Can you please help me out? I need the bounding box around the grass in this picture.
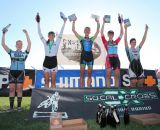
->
[0,97,160,130]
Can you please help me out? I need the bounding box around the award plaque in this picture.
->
[91,14,100,20]
[68,14,77,22]
[104,15,111,23]
[124,18,131,27]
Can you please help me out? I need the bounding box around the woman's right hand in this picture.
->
[36,13,40,23]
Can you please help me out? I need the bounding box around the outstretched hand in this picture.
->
[73,17,77,22]
[145,24,149,30]
[36,13,40,23]
[95,18,99,23]
[2,28,8,34]
[63,18,67,23]
[23,29,28,34]
[118,14,123,24]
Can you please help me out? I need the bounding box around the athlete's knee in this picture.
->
[44,77,49,83]
[107,71,111,78]
[10,87,15,93]
[130,80,137,87]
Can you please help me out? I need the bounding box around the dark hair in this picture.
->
[130,38,136,44]
[46,31,55,44]
[84,27,90,30]
[108,30,114,35]
[48,31,55,36]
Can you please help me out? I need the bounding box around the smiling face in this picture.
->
[84,27,91,37]
[130,38,136,48]
[48,31,55,41]
[16,40,23,51]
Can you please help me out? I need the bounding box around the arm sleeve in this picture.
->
[8,49,12,55]
[115,36,122,45]
[77,35,83,41]
[91,36,96,42]
[55,22,66,46]
[37,23,47,44]
[101,35,108,50]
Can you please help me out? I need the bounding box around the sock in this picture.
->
[17,97,22,108]
[9,97,15,109]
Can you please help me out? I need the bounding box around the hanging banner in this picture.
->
[35,69,158,88]
[28,87,160,120]
[57,35,106,65]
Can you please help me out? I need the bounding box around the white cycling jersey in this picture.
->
[37,22,65,57]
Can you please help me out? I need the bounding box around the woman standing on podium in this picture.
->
[36,13,67,88]
[101,15,124,88]
[1,26,31,112]
[72,16,100,88]
[124,24,149,87]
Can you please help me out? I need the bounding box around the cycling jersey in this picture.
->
[78,36,95,67]
[8,50,29,70]
[101,35,121,57]
[101,35,122,69]
[38,22,66,71]
[125,46,141,62]
[126,46,144,79]
[38,22,65,57]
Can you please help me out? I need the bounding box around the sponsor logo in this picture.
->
[84,89,159,106]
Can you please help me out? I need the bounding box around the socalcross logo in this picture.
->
[84,89,159,106]
[33,92,68,119]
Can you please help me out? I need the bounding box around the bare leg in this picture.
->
[137,78,144,87]
[130,79,137,87]
[114,69,120,87]
[51,71,57,88]
[106,69,112,88]
[87,67,93,88]
[80,66,85,88]
[44,72,50,88]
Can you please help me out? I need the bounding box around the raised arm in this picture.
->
[56,18,67,42]
[139,24,149,48]
[23,29,31,52]
[118,15,124,38]
[124,25,129,48]
[1,30,10,53]
[36,13,46,43]
[72,18,81,39]
[101,17,105,36]
[93,18,100,39]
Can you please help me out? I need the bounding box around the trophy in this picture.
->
[96,103,102,124]
[91,14,100,20]
[118,14,123,24]
[124,18,131,27]
[60,12,67,20]
[99,106,107,128]
[2,24,11,33]
[68,14,77,22]
[104,15,111,23]
[124,105,130,125]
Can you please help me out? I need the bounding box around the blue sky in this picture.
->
[0,0,160,70]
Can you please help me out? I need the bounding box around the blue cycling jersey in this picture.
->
[107,41,118,55]
[80,37,95,52]
[8,50,29,70]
